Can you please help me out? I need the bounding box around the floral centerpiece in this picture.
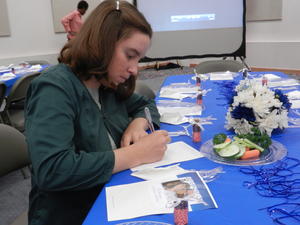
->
[225,79,291,136]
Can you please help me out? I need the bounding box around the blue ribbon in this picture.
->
[240,157,300,224]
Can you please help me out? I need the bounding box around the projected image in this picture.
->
[135,0,245,60]
[171,14,215,23]
[137,0,242,32]
[165,13,216,32]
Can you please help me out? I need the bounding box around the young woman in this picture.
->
[25,1,170,224]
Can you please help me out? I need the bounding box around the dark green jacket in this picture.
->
[25,64,160,225]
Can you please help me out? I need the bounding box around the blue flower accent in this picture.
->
[274,89,292,110]
[231,104,256,122]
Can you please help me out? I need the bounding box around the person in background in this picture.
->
[25,1,170,224]
[61,0,89,40]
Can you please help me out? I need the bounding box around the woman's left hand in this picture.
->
[121,118,149,147]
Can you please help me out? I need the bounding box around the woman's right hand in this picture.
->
[134,130,171,164]
[113,130,171,173]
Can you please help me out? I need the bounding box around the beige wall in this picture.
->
[0,0,299,70]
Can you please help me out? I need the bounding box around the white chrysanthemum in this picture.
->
[225,110,253,134]
[226,79,289,136]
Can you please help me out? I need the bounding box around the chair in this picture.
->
[0,124,30,225]
[0,82,7,123]
[0,124,30,177]
[194,59,245,74]
[10,210,28,225]
[135,80,156,99]
[1,72,40,132]
[25,60,50,65]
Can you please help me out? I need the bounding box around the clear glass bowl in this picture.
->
[199,139,287,166]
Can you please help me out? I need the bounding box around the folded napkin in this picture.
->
[263,74,282,80]
[291,100,300,109]
[159,90,194,100]
[210,71,234,80]
[160,112,189,125]
[160,84,198,94]
[0,73,16,81]
[287,90,300,100]
[157,100,203,116]
[268,79,300,88]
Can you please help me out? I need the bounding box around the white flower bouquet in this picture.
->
[225,79,291,136]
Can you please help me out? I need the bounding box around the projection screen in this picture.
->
[134,0,246,62]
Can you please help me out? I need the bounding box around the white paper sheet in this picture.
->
[106,179,171,221]
[131,141,204,171]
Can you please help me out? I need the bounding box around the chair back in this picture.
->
[25,60,49,65]
[6,72,40,106]
[0,82,7,122]
[0,82,7,107]
[0,124,30,177]
[135,80,156,99]
[195,60,245,74]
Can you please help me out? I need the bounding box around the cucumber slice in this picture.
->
[213,141,231,152]
[217,144,240,158]
[233,145,246,159]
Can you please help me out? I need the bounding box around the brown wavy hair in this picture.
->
[58,0,152,99]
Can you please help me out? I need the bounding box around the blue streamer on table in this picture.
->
[240,157,300,225]
[214,81,238,106]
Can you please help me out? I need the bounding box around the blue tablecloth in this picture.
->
[83,72,300,225]
[0,64,50,95]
